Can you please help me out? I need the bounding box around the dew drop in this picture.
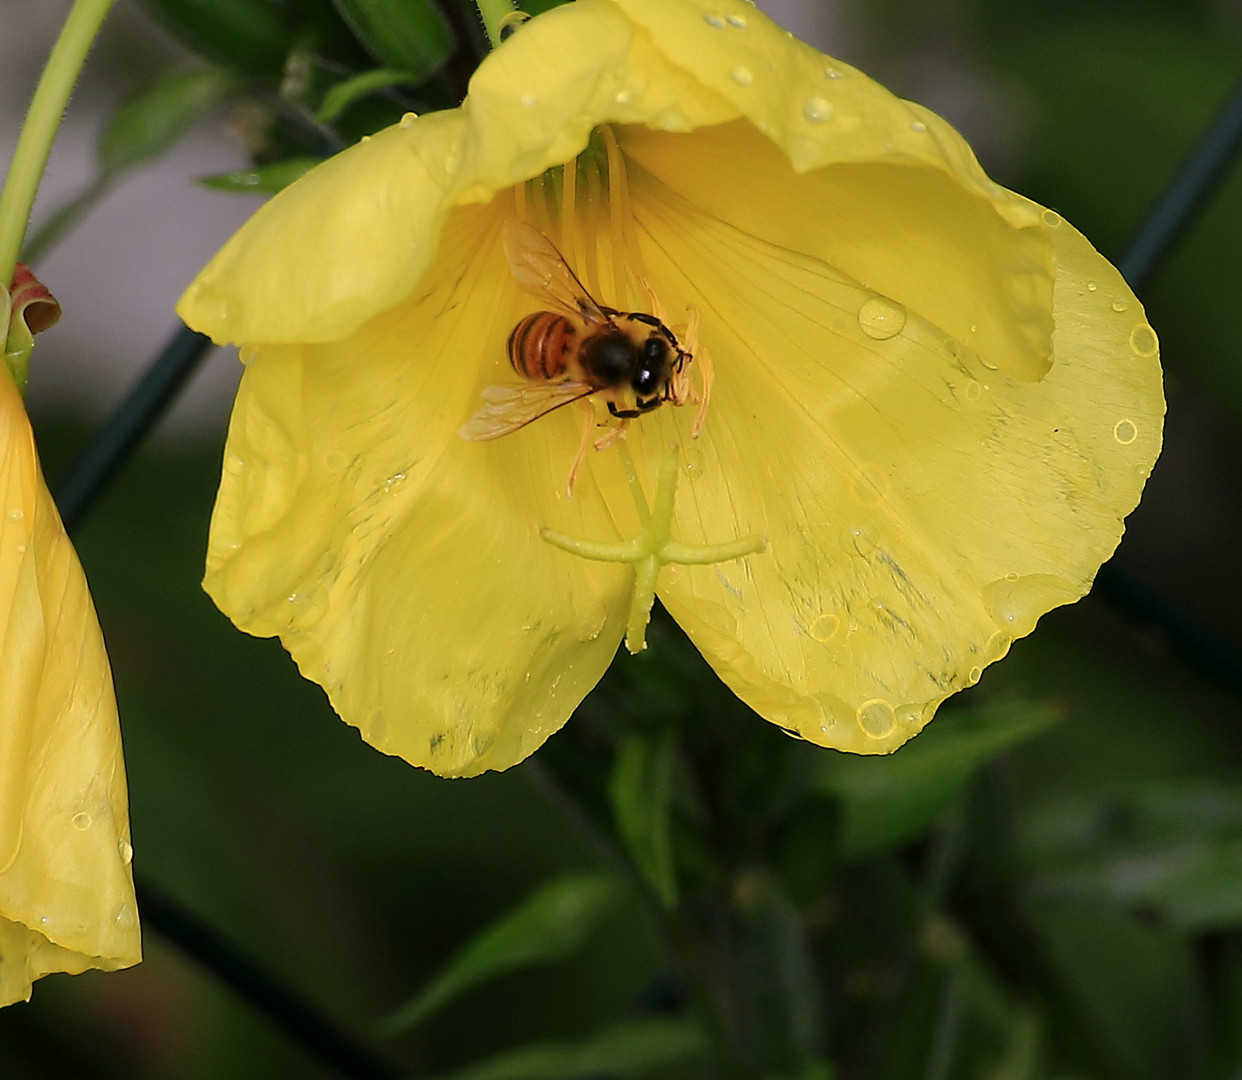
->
[968,665,983,684]
[703,12,725,26]
[399,111,418,129]
[857,296,906,340]
[824,66,843,79]
[325,449,348,473]
[72,811,91,830]
[113,903,136,931]
[857,699,896,739]
[519,93,537,107]
[1005,571,1019,582]
[366,707,389,746]
[1129,323,1158,357]
[848,525,877,557]
[614,88,634,105]
[802,96,833,123]
[940,338,961,361]
[729,65,754,87]
[224,454,245,475]
[910,120,927,133]
[1113,418,1138,445]
[6,507,23,522]
[1040,208,1062,228]
[1086,281,1098,292]
[726,12,747,26]
[964,380,982,402]
[1111,296,1129,313]
[118,839,133,865]
[15,543,25,554]
[809,613,840,642]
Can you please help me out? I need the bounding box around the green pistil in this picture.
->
[541,445,768,653]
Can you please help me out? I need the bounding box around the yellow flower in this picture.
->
[178,0,1163,777]
[0,268,140,1005]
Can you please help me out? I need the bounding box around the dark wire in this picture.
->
[50,330,410,1079]
[40,65,1242,1080]
[1095,76,1242,692]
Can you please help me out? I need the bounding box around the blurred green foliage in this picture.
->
[2,0,1242,1077]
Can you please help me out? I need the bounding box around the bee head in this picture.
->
[633,335,670,398]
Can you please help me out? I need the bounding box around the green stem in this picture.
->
[0,0,113,289]
[474,0,518,49]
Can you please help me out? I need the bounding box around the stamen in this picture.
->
[541,445,767,652]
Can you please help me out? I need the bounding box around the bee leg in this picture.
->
[682,304,713,438]
[638,277,671,326]
[565,399,597,496]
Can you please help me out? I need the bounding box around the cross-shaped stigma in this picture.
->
[541,443,768,652]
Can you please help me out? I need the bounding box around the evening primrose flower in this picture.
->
[0,268,140,1005]
[178,0,1163,777]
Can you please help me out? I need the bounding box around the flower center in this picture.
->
[540,442,767,653]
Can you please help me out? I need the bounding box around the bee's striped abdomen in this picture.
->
[508,312,574,381]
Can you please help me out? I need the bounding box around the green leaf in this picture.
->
[817,702,1058,859]
[197,157,323,194]
[610,730,678,906]
[380,872,618,1034]
[427,1016,707,1080]
[1025,781,1242,930]
[330,0,453,79]
[315,68,415,124]
[99,69,235,176]
[141,0,292,75]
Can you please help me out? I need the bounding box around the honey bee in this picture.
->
[459,222,708,452]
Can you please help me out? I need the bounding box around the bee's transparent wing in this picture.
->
[457,381,596,441]
[503,221,611,325]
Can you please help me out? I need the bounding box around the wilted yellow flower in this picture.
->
[178,0,1163,777]
[0,267,140,1005]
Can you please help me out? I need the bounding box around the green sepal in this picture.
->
[379,871,619,1034]
[329,0,453,78]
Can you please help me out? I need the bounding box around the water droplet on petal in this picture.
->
[824,66,843,79]
[858,296,906,340]
[118,839,133,864]
[857,699,896,739]
[803,96,833,122]
[940,338,961,361]
[968,665,983,684]
[325,450,348,472]
[703,12,725,26]
[848,525,877,556]
[224,454,245,476]
[910,120,927,133]
[1041,208,1062,227]
[367,707,389,746]
[730,65,754,86]
[809,613,841,642]
[1113,418,1138,445]
[519,93,537,107]
[399,111,418,129]
[614,88,634,105]
[1086,281,1098,292]
[113,903,136,931]
[1111,296,1130,313]
[72,812,91,830]
[726,12,747,26]
[1130,323,1158,357]
[7,508,23,522]
[964,381,982,401]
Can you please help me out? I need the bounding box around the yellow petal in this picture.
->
[178,0,735,350]
[0,367,139,1006]
[601,143,1161,755]
[204,203,631,776]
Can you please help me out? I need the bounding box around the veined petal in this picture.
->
[0,368,139,1005]
[204,203,631,776]
[604,153,1161,755]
